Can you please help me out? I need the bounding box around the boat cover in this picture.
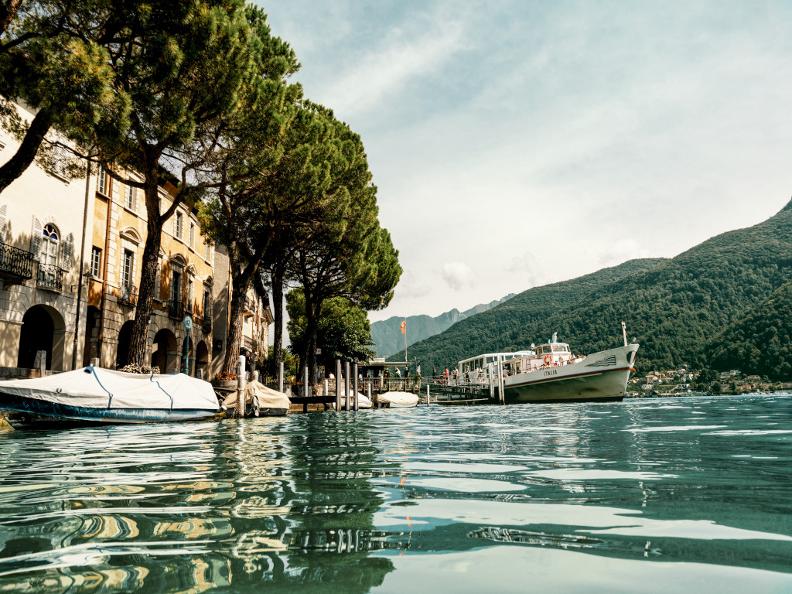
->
[222,381,290,412]
[377,391,419,408]
[0,367,220,411]
[337,391,373,409]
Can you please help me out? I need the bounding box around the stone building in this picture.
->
[85,166,217,376]
[0,102,91,375]
[0,100,272,379]
[210,245,272,379]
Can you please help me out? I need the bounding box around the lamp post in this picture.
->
[181,315,192,375]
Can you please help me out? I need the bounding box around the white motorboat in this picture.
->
[0,366,221,425]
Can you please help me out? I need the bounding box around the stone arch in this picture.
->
[151,328,178,374]
[17,304,66,371]
[115,320,134,368]
[195,340,209,379]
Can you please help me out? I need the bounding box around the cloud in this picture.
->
[441,261,474,291]
[317,14,467,116]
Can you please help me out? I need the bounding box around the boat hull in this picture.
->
[0,392,222,426]
[503,344,638,404]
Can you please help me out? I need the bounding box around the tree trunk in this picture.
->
[0,0,22,38]
[272,262,285,373]
[127,176,163,367]
[0,108,52,195]
[222,270,253,375]
[303,298,321,388]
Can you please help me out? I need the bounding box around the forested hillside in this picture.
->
[705,280,792,380]
[400,200,792,377]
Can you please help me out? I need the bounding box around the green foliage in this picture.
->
[705,280,792,380]
[400,201,792,379]
[287,289,374,365]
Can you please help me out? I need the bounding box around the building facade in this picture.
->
[0,100,272,379]
[0,102,91,375]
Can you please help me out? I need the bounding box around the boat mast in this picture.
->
[621,321,628,347]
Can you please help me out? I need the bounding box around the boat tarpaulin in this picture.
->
[0,367,220,411]
[222,381,290,412]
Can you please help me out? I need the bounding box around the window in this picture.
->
[187,275,194,311]
[90,247,101,278]
[121,248,134,289]
[125,185,136,211]
[97,166,108,195]
[189,222,195,248]
[204,242,210,261]
[40,224,59,266]
[175,212,183,239]
[171,268,182,303]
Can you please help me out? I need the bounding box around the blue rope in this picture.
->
[149,375,175,411]
[86,365,114,409]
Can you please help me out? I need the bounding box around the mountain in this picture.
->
[398,199,792,377]
[705,279,792,380]
[371,294,515,358]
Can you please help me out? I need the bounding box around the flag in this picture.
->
[400,320,406,335]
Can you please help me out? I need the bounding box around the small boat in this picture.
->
[375,391,419,408]
[222,381,290,417]
[0,366,222,426]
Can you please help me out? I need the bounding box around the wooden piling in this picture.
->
[237,355,246,418]
[335,359,342,411]
[344,361,350,411]
[353,363,359,411]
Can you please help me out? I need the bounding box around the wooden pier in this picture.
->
[424,382,500,406]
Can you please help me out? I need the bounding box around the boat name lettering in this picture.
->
[543,369,558,377]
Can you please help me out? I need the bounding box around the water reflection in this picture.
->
[0,395,790,592]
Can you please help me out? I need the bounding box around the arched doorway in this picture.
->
[18,305,65,370]
[82,306,101,365]
[151,328,177,374]
[115,320,134,368]
[195,340,209,379]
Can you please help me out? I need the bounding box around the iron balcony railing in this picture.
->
[168,298,185,320]
[0,241,34,280]
[119,285,138,307]
[36,263,65,292]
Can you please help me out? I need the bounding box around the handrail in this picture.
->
[0,241,34,279]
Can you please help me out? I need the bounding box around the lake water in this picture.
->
[1,393,792,593]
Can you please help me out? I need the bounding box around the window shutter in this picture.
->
[30,217,42,257]
[62,233,74,264]
[0,204,6,241]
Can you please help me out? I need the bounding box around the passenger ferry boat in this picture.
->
[452,327,639,403]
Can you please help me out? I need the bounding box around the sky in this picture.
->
[261,0,792,322]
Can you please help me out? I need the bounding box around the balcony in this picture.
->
[168,299,185,320]
[36,264,65,292]
[119,285,138,308]
[201,310,212,334]
[0,242,34,282]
